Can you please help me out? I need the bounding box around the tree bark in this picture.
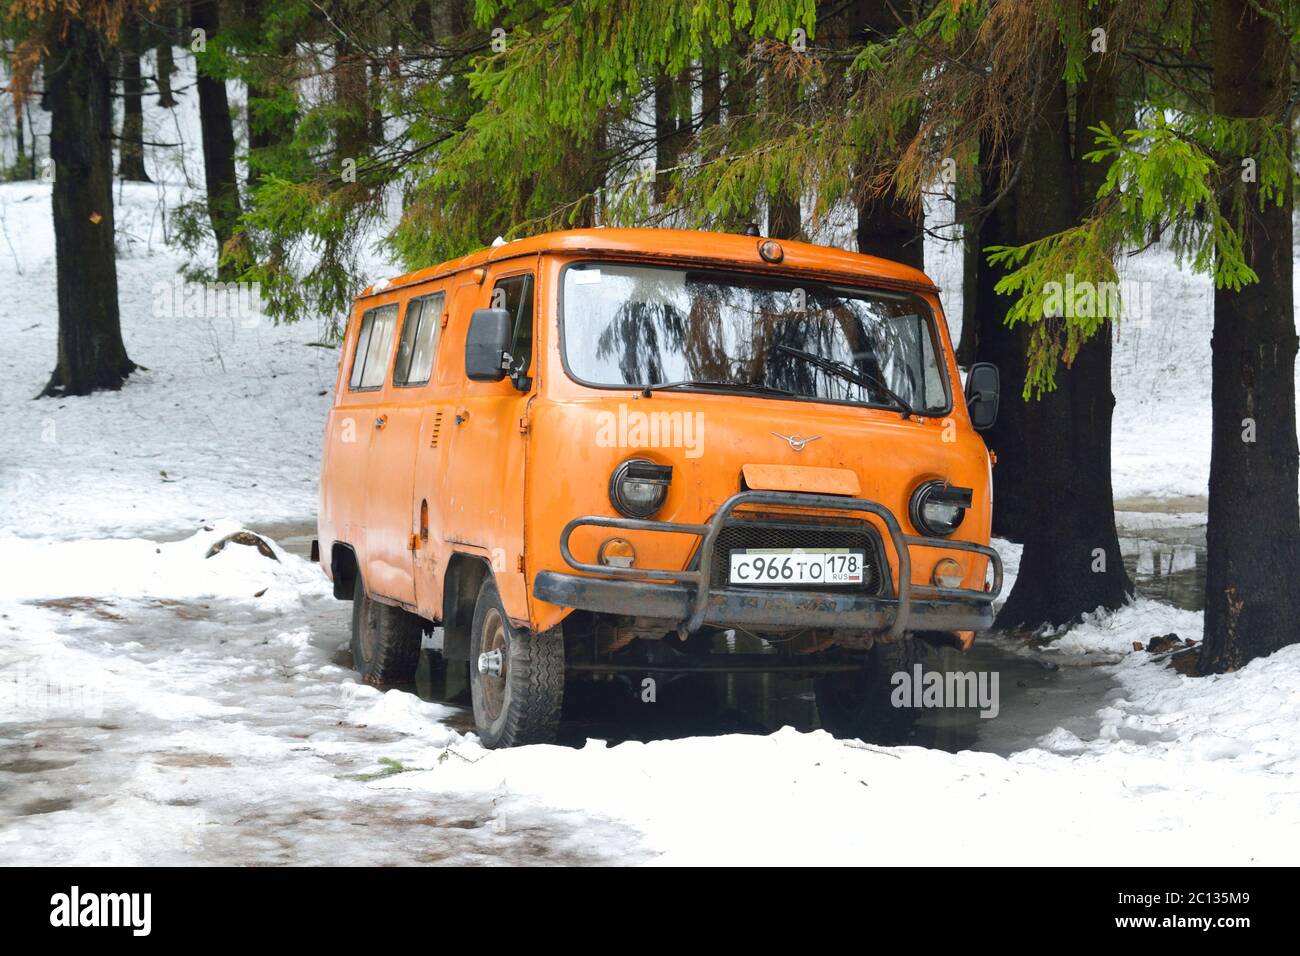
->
[14,100,31,180]
[765,66,801,239]
[23,99,38,179]
[989,67,1132,627]
[151,5,181,109]
[118,14,151,182]
[190,0,242,280]
[333,37,370,169]
[719,43,758,232]
[40,20,136,397]
[856,189,922,267]
[155,38,177,108]
[973,127,1032,542]
[653,70,690,205]
[1200,0,1300,671]
[955,178,980,365]
[243,0,296,190]
[851,1,923,267]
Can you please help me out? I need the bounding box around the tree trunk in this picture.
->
[244,1,296,190]
[190,0,242,280]
[990,68,1132,627]
[653,70,689,205]
[765,67,801,239]
[973,127,1032,542]
[155,38,177,108]
[368,58,385,146]
[245,73,275,188]
[955,180,980,365]
[152,6,180,109]
[40,20,136,397]
[118,14,151,182]
[1200,0,1300,671]
[850,1,922,267]
[14,100,30,180]
[333,37,370,169]
[856,190,922,267]
[700,50,722,134]
[24,100,38,179]
[719,44,758,232]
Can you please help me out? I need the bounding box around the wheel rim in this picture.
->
[480,608,508,722]
[359,593,378,661]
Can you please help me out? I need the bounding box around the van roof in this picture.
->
[357,228,937,300]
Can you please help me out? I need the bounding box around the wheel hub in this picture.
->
[477,649,503,676]
[478,608,508,721]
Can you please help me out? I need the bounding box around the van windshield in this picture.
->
[561,262,950,415]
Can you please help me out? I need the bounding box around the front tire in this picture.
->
[814,635,929,745]
[351,573,423,686]
[469,577,564,748]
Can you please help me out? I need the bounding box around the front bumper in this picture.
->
[533,490,1003,639]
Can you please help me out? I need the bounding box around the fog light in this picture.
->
[598,538,636,568]
[932,558,963,589]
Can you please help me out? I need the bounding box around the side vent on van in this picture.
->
[430,410,444,448]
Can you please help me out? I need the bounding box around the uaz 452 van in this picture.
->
[318,228,1002,747]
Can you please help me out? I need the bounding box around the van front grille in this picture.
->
[706,519,886,594]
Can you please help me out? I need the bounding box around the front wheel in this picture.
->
[468,577,564,748]
[813,635,930,745]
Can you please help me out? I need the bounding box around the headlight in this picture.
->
[609,459,672,518]
[909,480,971,537]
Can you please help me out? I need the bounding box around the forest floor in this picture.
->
[2,64,1300,863]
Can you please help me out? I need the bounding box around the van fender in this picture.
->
[440,554,492,661]
[330,543,359,601]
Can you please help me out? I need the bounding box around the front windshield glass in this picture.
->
[561,262,950,414]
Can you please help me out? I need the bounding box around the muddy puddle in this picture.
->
[1116,511,1206,611]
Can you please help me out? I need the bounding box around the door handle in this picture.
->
[374,415,387,430]
[454,408,469,426]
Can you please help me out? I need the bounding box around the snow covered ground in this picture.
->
[2,521,1297,864]
[2,53,1299,866]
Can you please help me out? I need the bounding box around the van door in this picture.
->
[396,289,452,620]
[360,298,419,606]
[439,265,536,615]
[321,301,389,573]
[327,301,400,580]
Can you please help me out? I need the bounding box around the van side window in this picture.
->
[393,292,445,387]
[490,274,535,379]
[348,303,399,390]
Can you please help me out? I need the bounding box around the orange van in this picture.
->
[317,228,1003,747]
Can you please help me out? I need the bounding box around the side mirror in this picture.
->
[465,308,512,382]
[965,362,1000,430]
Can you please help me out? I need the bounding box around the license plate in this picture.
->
[728,548,866,586]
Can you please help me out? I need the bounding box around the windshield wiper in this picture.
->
[639,379,798,398]
[775,344,914,419]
